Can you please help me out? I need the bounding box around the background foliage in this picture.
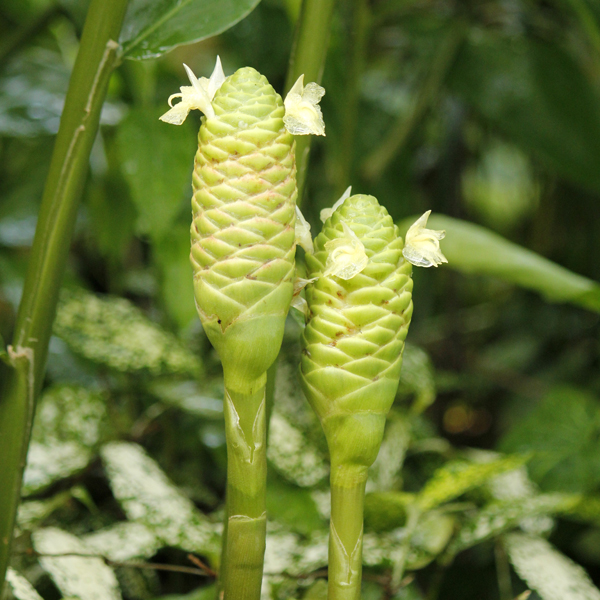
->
[2,0,600,599]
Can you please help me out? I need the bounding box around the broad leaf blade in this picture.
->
[101,442,220,557]
[54,288,201,377]
[418,454,526,511]
[398,215,600,313]
[120,0,262,60]
[506,533,600,600]
[32,528,121,600]
[450,493,579,554]
[500,386,600,493]
[6,569,44,600]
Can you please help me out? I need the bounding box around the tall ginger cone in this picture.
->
[161,59,325,600]
[300,193,446,600]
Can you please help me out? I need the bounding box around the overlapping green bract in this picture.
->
[301,194,413,467]
[190,67,297,387]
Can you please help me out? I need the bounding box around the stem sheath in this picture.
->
[328,463,368,600]
[219,380,268,600]
[0,0,128,592]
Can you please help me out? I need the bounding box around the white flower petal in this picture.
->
[402,210,448,268]
[320,186,352,223]
[283,74,326,136]
[159,101,192,125]
[208,56,226,98]
[160,57,226,124]
[295,207,314,254]
[324,222,368,280]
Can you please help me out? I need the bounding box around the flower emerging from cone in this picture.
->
[160,57,226,124]
[402,210,448,268]
[323,221,369,280]
[283,74,326,136]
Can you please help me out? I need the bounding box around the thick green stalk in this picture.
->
[328,461,368,600]
[285,0,337,201]
[220,379,267,600]
[0,0,128,592]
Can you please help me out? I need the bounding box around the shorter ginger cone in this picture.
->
[300,194,414,600]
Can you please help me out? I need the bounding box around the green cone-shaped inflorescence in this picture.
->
[190,67,297,391]
[300,193,414,600]
[302,193,413,467]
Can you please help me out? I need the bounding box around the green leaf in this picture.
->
[6,569,44,600]
[450,493,580,554]
[101,442,220,559]
[506,533,600,600]
[500,386,600,493]
[120,0,262,60]
[54,288,201,377]
[364,491,413,532]
[116,107,196,242]
[148,379,223,420]
[153,224,198,331]
[418,454,527,512]
[23,385,111,495]
[397,344,436,413]
[82,522,161,562]
[448,32,600,193]
[362,511,454,571]
[398,215,600,313]
[266,475,325,536]
[368,417,411,492]
[32,527,121,600]
[267,410,328,488]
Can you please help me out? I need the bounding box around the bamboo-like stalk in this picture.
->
[0,0,129,592]
[328,461,368,600]
[219,381,268,599]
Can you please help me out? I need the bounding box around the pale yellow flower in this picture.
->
[159,57,226,125]
[320,186,352,223]
[295,206,314,254]
[402,210,448,268]
[283,75,325,136]
[324,222,369,280]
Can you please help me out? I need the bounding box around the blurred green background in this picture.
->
[3,1,600,599]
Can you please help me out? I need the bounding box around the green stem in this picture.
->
[219,379,268,600]
[284,0,337,202]
[0,0,129,592]
[362,21,465,181]
[328,462,368,600]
